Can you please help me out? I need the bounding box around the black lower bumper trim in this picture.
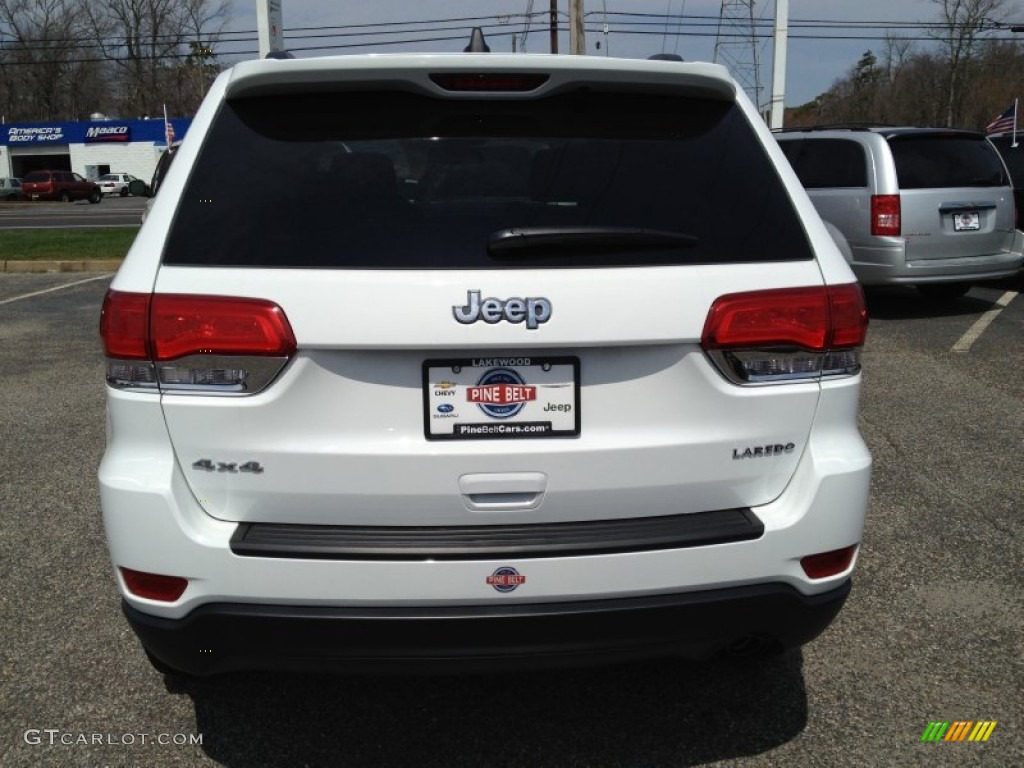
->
[230,508,763,560]
[125,580,850,676]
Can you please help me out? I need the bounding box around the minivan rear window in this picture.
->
[163,90,813,268]
[889,135,1008,189]
[777,138,868,188]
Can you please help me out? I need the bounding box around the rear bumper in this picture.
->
[126,580,850,675]
[851,240,1024,285]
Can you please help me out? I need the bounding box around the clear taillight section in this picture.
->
[100,290,296,394]
[870,194,901,236]
[701,284,867,385]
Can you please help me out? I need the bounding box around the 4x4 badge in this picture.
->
[453,290,552,330]
[191,459,264,474]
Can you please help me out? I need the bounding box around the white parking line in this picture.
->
[952,290,1018,352]
[0,274,112,306]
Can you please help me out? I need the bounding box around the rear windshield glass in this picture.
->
[164,90,813,268]
[777,138,868,188]
[23,172,50,182]
[889,135,1008,189]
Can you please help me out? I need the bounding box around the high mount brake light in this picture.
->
[100,290,296,394]
[871,194,901,236]
[429,73,549,92]
[701,284,867,385]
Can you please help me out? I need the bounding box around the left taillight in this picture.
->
[701,283,868,385]
[100,290,296,394]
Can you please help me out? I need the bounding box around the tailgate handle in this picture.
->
[938,202,997,213]
[459,472,547,511]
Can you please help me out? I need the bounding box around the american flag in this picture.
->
[986,101,1017,135]
[163,104,176,150]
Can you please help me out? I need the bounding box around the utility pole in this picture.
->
[569,0,585,54]
[550,0,559,54]
[769,0,789,129]
[256,0,285,59]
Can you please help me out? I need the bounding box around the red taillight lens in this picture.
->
[100,290,296,393]
[702,284,867,352]
[429,73,549,92]
[120,567,188,602]
[701,284,867,384]
[800,545,858,579]
[100,290,151,359]
[701,286,830,351]
[826,283,869,348]
[871,194,901,236]
[150,294,296,360]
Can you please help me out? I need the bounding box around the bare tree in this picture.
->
[83,0,229,117]
[0,0,107,121]
[929,0,1006,126]
[882,34,915,83]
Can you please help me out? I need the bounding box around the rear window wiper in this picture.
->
[487,226,698,256]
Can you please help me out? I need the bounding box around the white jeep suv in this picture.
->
[99,47,871,675]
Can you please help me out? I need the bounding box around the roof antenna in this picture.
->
[464,27,491,53]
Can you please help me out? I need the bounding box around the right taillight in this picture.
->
[871,194,901,236]
[100,290,296,394]
[701,283,867,385]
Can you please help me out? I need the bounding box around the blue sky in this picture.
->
[223,1,1023,107]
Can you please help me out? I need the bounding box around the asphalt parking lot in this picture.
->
[1,271,1021,767]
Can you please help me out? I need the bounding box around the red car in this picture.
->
[21,170,102,203]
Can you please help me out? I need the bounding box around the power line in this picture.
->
[1,13,1019,66]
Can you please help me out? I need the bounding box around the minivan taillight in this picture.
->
[100,290,296,394]
[871,194,901,236]
[701,284,867,385]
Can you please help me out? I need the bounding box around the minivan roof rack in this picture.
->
[783,123,897,132]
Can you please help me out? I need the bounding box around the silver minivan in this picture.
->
[776,127,1023,300]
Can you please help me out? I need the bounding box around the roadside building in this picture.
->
[0,116,190,182]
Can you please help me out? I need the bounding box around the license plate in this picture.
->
[423,356,580,440]
[953,211,980,231]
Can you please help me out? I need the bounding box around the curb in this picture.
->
[0,259,122,273]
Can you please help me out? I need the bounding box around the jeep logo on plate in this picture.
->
[453,290,552,330]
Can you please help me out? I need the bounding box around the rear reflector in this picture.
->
[429,73,549,92]
[871,194,901,236]
[701,284,867,384]
[120,567,188,602]
[100,291,296,394]
[800,545,858,579]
